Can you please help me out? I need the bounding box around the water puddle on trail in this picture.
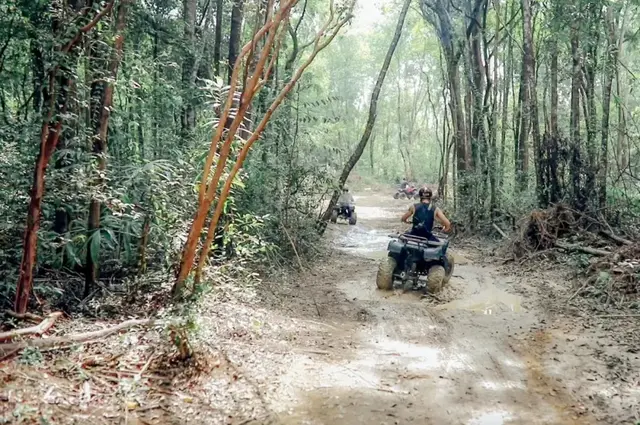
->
[468,410,513,425]
[334,227,390,259]
[435,286,523,315]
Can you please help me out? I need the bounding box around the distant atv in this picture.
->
[330,203,357,225]
[394,186,419,200]
[376,232,454,293]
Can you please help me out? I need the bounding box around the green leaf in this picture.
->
[65,243,81,266]
[88,230,101,264]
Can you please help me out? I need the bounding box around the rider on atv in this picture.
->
[400,188,451,240]
[337,187,355,216]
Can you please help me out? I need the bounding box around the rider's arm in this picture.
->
[401,205,414,223]
[435,208,451,232]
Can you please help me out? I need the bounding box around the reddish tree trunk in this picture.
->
[15,119,64,313]
[14,1,115,313]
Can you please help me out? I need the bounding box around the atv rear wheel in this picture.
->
[348,212,357,225]
[330,210,338,223]
[376,256,397,290]
[443,252,455,285]
[426,265,446,293]
[399,193,407,199]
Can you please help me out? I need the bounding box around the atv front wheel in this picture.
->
[393,192,400,199]
[426,265,446,293]
[330,210,338,223]
[399,193,407,199]
[348,212,357,225]
[443,252,455,285]
[376,256,397,290]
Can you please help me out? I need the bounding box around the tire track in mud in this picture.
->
[273,192,597,425]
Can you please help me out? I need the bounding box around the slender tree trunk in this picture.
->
[569,23,583,210]
[15,0,114,313]
[213,0,224,76]
[615,4,630,173]
[421,0,470,193]
[320,0,412,226]
[228,0,244,84]
[369,132,375,172]
[181,0,197,138]
[548,36,560,203]
[516,0,532,192]
[489,0,500,219]
[522,0,542,203]
[499,0,511,193]
[85,0,130,296]
[599,6,617,210]
[467,0,488,222]
[15,91,67,312]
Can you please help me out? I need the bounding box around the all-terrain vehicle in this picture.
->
[376,231,454,293]
[330,203,357,225]
[393,185,419,200]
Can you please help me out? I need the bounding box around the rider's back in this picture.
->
[412,202,435,237]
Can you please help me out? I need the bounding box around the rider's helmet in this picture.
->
[419,188,432,200]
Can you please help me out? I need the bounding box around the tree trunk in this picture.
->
[489,0,500,219]
[85,0,130,297]
[421,0,470,189]
[213,0,224,76]
[599,6,617,210]
[15,0,114,313]
[320,0,412,226]
[369,132,375,172]
[499,0,511,193]
[467,0,488,222]
[228,0,244,84]
[181,0,198,138]
[522,0,542,203]
[615,4,630,174]
[516,0,533,192]
[548,36,560,204]
[569,23,583,210]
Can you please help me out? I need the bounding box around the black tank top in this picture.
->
[412,202,435,234]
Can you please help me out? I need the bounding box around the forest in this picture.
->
[1,0,639,423]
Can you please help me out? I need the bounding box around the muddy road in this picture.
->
[261,191,639,425]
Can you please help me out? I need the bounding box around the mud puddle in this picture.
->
[435,286,523,315]
[333,226,390,259]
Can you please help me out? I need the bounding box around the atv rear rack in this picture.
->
[388,233,447,248]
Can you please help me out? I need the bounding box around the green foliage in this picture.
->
[18,347,44,366]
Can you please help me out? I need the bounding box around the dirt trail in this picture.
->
[263,192,638,425]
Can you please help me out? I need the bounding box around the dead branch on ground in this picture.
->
[0,312,63,342]
[0,318,156,356]
[554,241,611,257]
[3,310,44,323]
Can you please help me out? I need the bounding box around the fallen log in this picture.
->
[554,241,611,257]
[599,230,633,246]
[0,312,63,343]
[0,318,156,357]
[3,310,44,323]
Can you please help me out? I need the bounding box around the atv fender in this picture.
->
[387,240,405,255]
